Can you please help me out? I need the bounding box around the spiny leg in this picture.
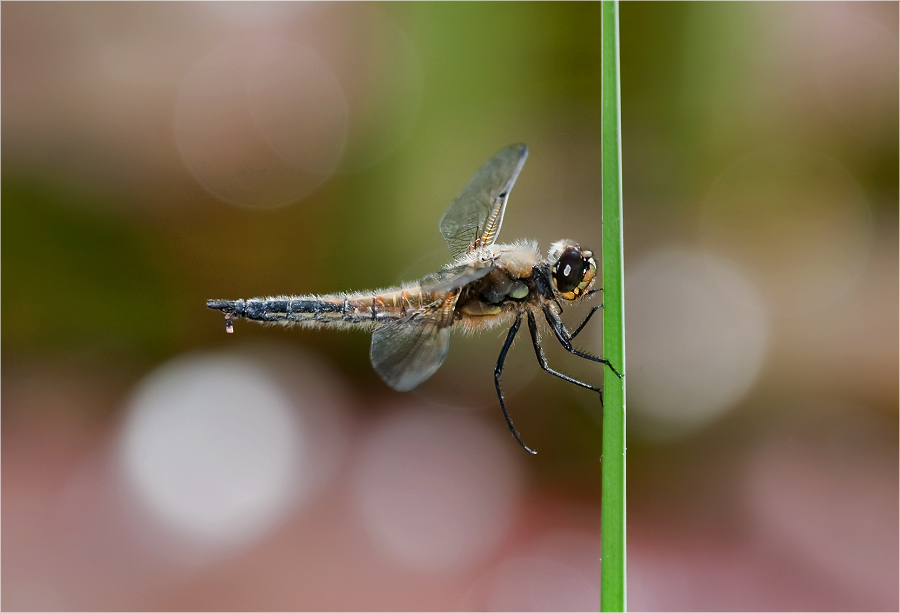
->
[543,306,624,379]
[495,312,536,455]
[569,305,601,339]
[526,311,604,405]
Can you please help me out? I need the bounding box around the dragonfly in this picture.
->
[208,144,622,454]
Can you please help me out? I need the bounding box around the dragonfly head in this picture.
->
[548,240,597,301]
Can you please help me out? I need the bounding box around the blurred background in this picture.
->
[2,2,897,611]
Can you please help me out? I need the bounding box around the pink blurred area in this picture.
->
[2,2,898,611]
[2,347,605,611]
[4,345,897,611]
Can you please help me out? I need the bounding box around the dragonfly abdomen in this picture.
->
[207,287,435,331]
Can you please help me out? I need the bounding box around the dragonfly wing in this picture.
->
[372,257,494,391]
[419,260,497,294]
[439,144,528,259]
[370,309,452,392]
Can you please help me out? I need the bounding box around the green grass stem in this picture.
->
[600,1,627,611]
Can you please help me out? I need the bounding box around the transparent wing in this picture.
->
[369,259,494,390]
[370,304,453,392]
[419,260,497,294]
[439,143,528,259]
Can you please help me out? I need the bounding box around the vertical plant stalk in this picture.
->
[600,1,627,611]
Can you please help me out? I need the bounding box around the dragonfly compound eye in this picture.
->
[553,247,595,299]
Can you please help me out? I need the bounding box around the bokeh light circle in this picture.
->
[175,36,348,208]
[625,248,769,440]
[118,351,306,556]
[290,3,423,172]
[354,406,522,573]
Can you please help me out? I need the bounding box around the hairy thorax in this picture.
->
[453,240,542,333]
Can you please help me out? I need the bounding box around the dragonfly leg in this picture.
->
[494,312,537,455]
[569,305,601,339]
[542,306,623,379]
[526,311,604,406]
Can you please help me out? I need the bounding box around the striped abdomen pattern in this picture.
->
[207,286,443,330]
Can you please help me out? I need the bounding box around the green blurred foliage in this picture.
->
[2,177,180,359]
